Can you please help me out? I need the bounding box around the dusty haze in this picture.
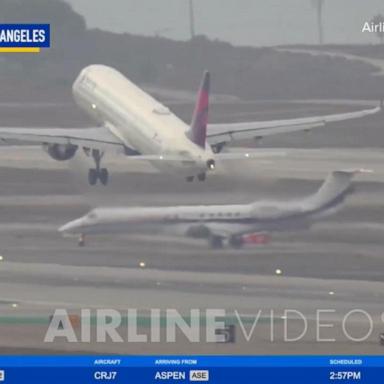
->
[65,0,384,46]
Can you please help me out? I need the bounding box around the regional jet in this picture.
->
[0,65,379,185]
[59,169,362,248]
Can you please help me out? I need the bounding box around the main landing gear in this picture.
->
[209,235,224,249]
[228,235,244,249]
[86,149,109,186]
[78,234,85,247]
[185,160,215,183]
[186,173,206,182]
[208,235,244,250]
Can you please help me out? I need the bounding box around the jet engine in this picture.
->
[186,225,211,239]
[43,143,78,161]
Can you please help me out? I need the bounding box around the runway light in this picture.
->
[11,303,18,308]
[329,291,335,296]
[91,103,97,109]
[0,255,3,261]
[275,269,282,275]
[139,261,146,268]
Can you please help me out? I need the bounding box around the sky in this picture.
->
[64,0,384,46]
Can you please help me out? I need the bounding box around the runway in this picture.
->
[0,101,384,354]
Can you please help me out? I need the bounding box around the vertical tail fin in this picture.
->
[189,71,210,149]
[304,169,370,212]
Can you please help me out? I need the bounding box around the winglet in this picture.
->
[189,71,210,149]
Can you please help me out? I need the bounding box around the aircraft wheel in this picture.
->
[209,235,223,249]
[197,173,206,182]
[229,235,244,249]
[78,234,85,247]
[186,176,194,182]
[99,168,109,185]
[88,168,98,185]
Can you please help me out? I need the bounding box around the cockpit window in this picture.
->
[87,212,97,219]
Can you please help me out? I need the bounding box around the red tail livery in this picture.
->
[189,71,210,149]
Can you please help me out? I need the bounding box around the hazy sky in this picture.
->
[65,0,384,46]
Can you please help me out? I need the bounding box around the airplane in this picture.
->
[59,169,364,248]
[0,65,379,185]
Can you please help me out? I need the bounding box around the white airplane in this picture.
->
[59,169,362,248]
[0,65,379,185]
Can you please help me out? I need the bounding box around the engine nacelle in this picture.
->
[43,143,78,161]
[186,225,211,239]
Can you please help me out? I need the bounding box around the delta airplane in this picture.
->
[0,65,379,185]
[59,169,363,248]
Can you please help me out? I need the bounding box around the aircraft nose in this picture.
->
[58,218,84,234]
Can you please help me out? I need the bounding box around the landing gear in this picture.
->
[88,168,98,185]
[212,143,225,154]
[186,173,206,182]
[209,235,224,249]
[86,149,109,186]
[99,168,109,185]
[197,173,206,182]
[229,235,244,249]
[78,234,85,247]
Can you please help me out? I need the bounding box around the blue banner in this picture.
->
[0,24,50,48]
[0,356,382,383]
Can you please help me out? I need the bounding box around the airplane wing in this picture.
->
[0,126,129,152]
[207,106,380,148]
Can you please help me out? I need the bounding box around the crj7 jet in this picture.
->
[0,65,379,185]
[60,169,364,248]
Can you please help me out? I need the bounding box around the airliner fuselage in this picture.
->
[72,65,214,177]
[0,65,377,186]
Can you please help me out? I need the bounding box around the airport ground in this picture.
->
[0,100,384,354]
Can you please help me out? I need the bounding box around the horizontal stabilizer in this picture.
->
[125,150,287,162]
[214,150,287,160]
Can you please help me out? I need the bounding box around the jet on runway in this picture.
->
[0,65,379,185]
[59,169,363,248]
